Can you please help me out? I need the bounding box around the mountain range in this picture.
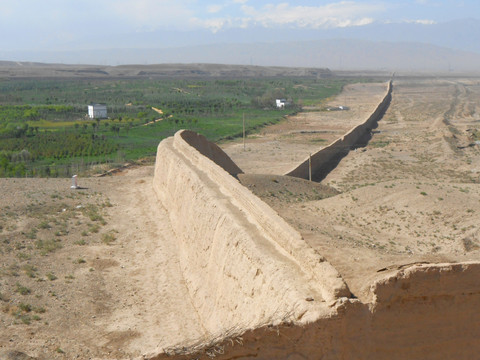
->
[1,18,480,72]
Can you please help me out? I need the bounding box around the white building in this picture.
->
[276,99,287,109]
[275,99,292,109]
[88,104,107,119]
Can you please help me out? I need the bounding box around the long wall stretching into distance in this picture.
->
[150,129,480,360]
[285,80,393,180]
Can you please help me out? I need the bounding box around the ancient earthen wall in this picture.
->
[150,129,480,360]
[153,130,349,338]
[285,80,393,180]
[147,262,480,360]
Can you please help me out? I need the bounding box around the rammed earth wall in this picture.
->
[153,131,349,336]
[149,128,480,360]
[285,80,393,181]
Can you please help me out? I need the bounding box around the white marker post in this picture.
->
[309,154,312,182]
[71,175,78,189]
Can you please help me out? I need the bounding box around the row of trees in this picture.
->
[1,132,118,161]
[0,155,119,178]
[0,123,41,139]
[0,104,79,122]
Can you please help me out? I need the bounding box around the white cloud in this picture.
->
[414,0,442,5]
[0,1,387,33]
[406,19,436,25]
[174,1,385,33]
[400,19,437,25]
[191,17,232,33]
[238,1,383,29]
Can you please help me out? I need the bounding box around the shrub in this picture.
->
[38,221,51,229]
[101,232,116,245]
[46,272,57,281]
[35,238,62,255]
[18,303,32,312]
[15,283,31,295]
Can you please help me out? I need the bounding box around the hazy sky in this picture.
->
[0,0,478,51]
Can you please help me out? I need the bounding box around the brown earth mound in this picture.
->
[237,173,339,204]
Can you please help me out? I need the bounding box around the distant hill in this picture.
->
[3,38,480,74]
[130,39,480,73]
[0,62,333,78]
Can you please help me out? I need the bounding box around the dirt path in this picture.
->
[94,166,206,355]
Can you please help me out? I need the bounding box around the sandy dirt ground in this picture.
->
[0,167,205,359]
[222,76,480,301]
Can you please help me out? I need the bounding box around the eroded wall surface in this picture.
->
[153,131,349,336]
[148,262,480,360]
[149,129,480,360]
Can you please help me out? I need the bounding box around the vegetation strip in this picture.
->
[0,76,363,177]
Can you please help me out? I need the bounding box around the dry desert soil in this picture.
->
[2,74,480,359]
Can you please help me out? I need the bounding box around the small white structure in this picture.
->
[88,104,107,119]
[71,175,78,189]
[327,105,350,111]
[276,99,287,109]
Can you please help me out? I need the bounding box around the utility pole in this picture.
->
[309,154,312,181]
[243,113,246,151]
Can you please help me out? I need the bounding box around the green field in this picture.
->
[0,76,355,177]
